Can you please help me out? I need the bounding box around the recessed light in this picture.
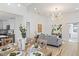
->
[17,4,21,7]
[34,8,37,10]
[8,3,10,5]
[75,8,79,10]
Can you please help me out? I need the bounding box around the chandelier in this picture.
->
[52,8,63,20]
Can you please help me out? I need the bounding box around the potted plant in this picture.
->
[19,24,27,51]
[19,24,27,38]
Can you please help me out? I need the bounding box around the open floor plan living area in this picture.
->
[0,3,79,56]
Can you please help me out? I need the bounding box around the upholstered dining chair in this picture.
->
[26,38,35,46]
[38,39,47,49]
[4,38,12,45]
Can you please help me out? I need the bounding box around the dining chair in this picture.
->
[26,38,34,47]
[4,37,12,45]
[38,39,47,49]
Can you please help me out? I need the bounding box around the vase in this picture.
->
[18,38,26,55]
[21,38,26,50]
[18,38,26,50]
[21,33,26,38]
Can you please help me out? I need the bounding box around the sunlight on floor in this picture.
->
[60,41,79,56]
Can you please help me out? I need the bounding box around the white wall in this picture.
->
[26,12,53,37]
[2,19,15,29]
[0,20,3,29]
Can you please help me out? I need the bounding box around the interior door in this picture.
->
[69,23,79,42]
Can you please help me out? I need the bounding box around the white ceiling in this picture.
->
[0,11,18,20]
[0,3,30,21]
[22,3,31,7]
[0,3,79,20]
[25,3,79,16]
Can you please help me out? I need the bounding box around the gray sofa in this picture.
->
[38,34,62,47]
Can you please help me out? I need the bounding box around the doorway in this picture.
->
[26,22,30,38]
[69,22,79,42]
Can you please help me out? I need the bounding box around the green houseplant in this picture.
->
[51,25,62,35]
[19,24,27,38]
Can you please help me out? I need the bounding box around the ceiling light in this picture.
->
[75,8,79,10]
[8,3,10,5]
[34,8,37,10]
[52,8,63,20]
[17,4,21,7]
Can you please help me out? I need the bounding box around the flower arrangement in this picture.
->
[51,24,62,35]
[19,24,27,38]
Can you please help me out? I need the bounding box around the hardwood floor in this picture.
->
[48,41,79,56]
[0,40,79,56]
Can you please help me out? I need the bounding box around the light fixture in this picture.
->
[17,4,21,7]
[34,8,37,10]
[52,8,63,20]
[33,7,40,14]
[8,3,10,5]
[75,8,79,10]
